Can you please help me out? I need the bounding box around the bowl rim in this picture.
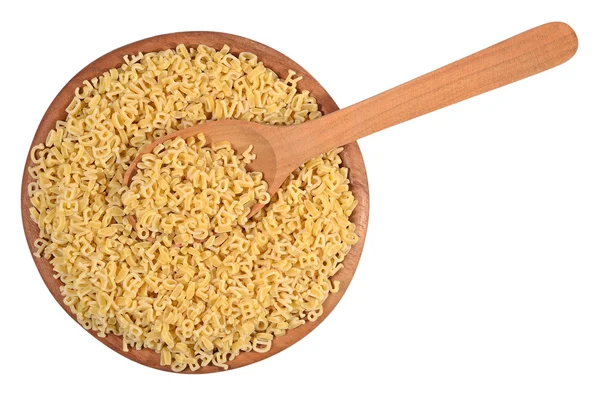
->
[21,31,370,373]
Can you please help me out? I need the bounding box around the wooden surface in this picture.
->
[125,22,577,219]
[20,32,370,373]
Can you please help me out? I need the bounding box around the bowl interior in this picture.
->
[21,31,369,373]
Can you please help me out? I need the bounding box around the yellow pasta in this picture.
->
[122,133,269,245]
[28,43,359,372]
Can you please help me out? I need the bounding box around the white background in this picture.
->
[2,0,599,397]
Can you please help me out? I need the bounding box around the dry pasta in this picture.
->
[28,43,359,372]
[122,134,270,246]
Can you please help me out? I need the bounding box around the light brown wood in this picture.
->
[125,22,578,219]
[20,32,370,373]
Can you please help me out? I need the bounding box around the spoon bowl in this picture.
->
[123,119,281,218]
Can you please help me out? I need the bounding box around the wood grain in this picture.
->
[20,32,370,373]
[276,22,578,170]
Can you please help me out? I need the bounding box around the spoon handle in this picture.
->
[283,22,577,162]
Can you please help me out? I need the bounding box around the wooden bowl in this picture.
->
[21,32,370,373]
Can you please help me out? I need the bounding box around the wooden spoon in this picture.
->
[124,22,577,228]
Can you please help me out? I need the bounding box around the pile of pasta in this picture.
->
[28,44,359,371]
[122,134,270,246]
